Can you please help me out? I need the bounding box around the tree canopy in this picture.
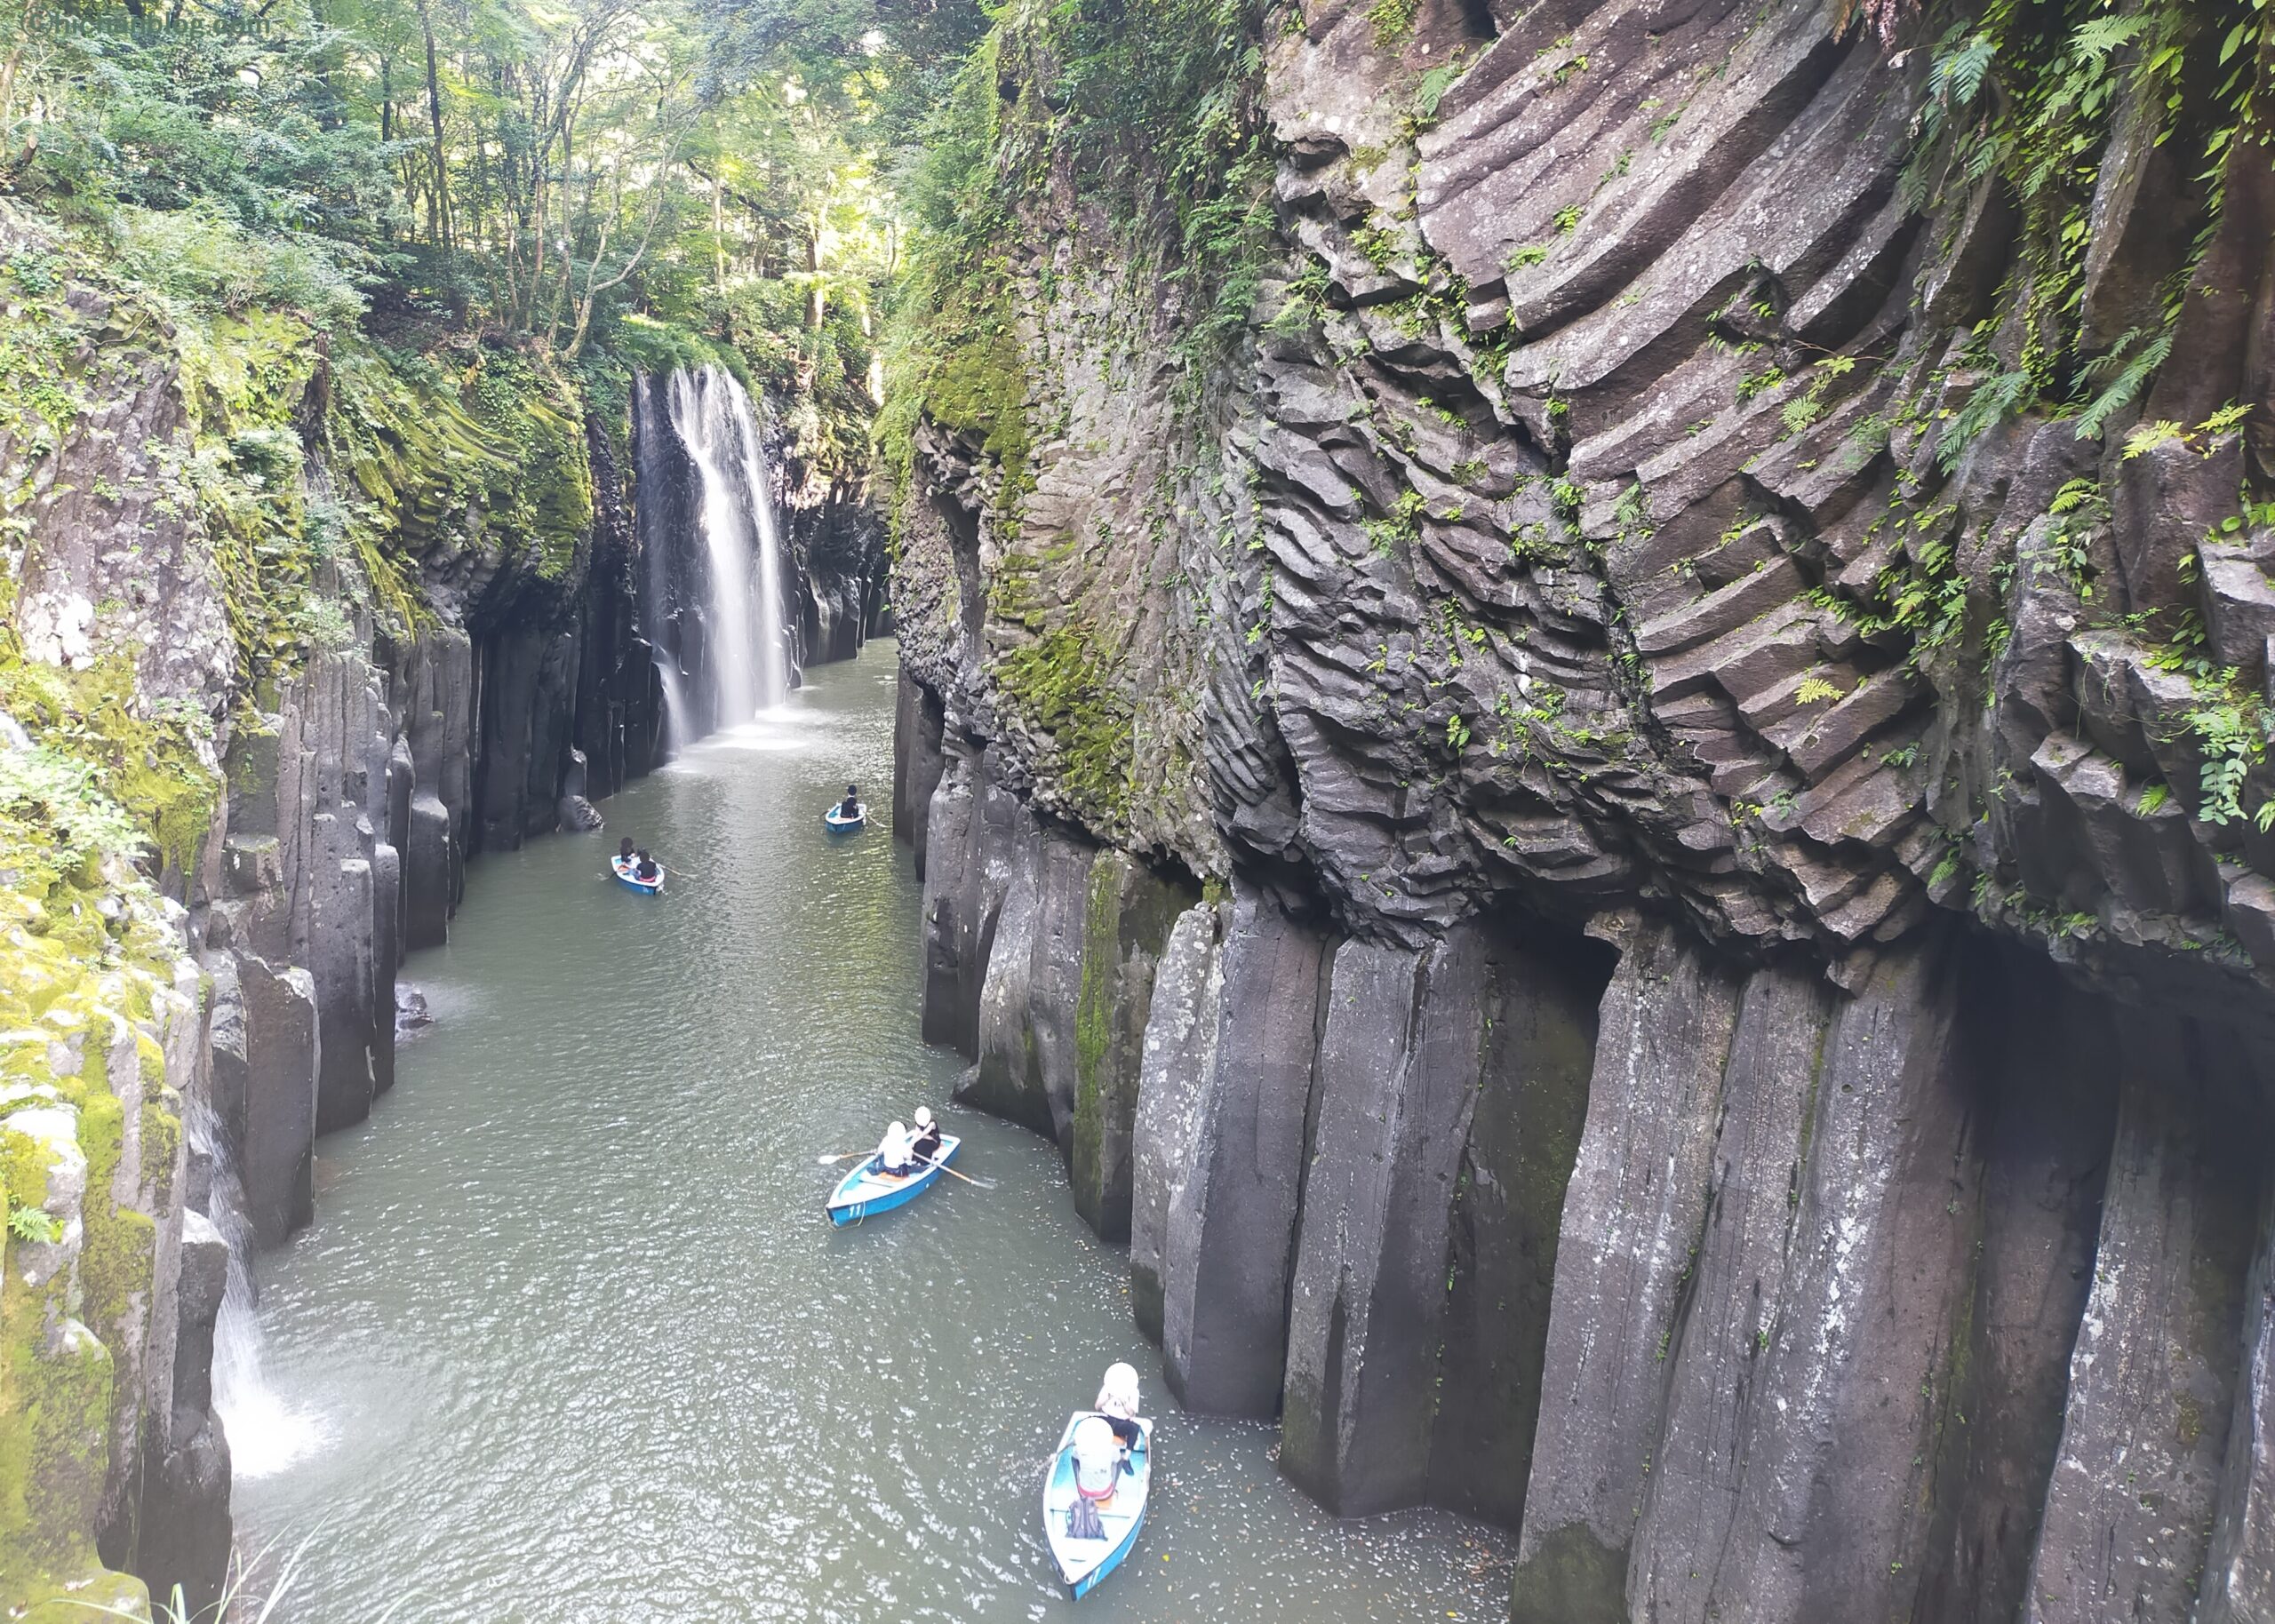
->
[0,0,986,411]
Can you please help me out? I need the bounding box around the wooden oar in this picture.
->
[813,1149,994,1190]
[918,1155,995,1190]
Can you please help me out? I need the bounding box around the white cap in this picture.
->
[886,1120,906,1139]
[914,1106,935,1128]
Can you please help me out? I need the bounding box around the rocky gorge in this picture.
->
[0,206,884,1615]
[887,0,2275,1620]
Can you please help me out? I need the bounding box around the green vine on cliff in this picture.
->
[1904,0,2272,447]
[879,0,1273,517]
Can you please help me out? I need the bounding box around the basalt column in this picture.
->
[1160,886,1336,1418]
[1908,948,2119,1624]
[1425,927,1609,1532]
[1278,936,1477,1517]
[1620,961,1840,1622]
[1067,852,1194,1240]
[1279,921,1611,1520]
[1130,902,1227,1343]
[962,814,1093,1144]
[1509,915,1748,1620]
[892,671,947,880]
[918,738,1000,1056]
[1694,936,1983,1624]
[2199,1182,2275,1624]
[2021,1016,2266,1624]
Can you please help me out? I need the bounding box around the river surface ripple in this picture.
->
[235,644,1513,1623]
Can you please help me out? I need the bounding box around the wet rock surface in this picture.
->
[5,328,876,1610]
[887,0,2275,1614]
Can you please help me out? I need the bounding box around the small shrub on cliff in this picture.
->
[6,1202,61,1246]
[108,206,368,330]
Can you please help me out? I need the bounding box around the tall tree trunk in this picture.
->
[803,223,824,329]
[712,174,727,296]
[417,0,451,247]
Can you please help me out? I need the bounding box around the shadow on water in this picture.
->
[235,643,1513,1623]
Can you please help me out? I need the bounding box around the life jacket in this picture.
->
[1071,1417,1120,1502]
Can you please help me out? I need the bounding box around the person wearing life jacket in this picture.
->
[1094,1361,1144,1453]
[874,1119,915,1178]
[908,1106,943,1164]
[837,783,861,820]
[1069,1415,1122,1517]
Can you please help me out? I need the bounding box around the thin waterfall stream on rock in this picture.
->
[192,1098,325,1481]
[230,646,1510,1621]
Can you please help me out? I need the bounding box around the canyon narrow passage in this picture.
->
[227,647,1507,1621]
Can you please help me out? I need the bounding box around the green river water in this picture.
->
[233,644,1512,1622]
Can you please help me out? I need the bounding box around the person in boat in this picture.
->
[837,783,861,820]
[617,836,636,869]
[1068,1415,1123,1528]
[874,1119,915,1178]
[908,1106,943,1164]
[1094,1361,1144,1453]
[634,848,660,883]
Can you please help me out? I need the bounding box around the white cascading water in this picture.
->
[652,657,691,756]
[726,374,791,712]
[664,366,787,725]
[188,1097,323,1477]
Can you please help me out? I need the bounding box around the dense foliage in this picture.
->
[0,0,987,417]
[874,0,1274,517]
[1903,0,2273,452]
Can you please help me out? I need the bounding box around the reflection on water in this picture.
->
[234,644,1512,1622]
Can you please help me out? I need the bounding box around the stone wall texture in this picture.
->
[888,0,2275,1618]
[4,328,875,1614]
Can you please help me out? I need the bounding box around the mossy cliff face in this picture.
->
[0,211,604,1610]
[0,808,197,1620]
[0,199,884,1607]
[891,0,2275,1618]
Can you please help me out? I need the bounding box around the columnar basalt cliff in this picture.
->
[0,202,882,1612]
[889,0,2275,1618]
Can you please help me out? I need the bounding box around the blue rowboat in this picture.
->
[610,856,664,896]
[1042,1412,1153,1599]
[825,1134,961,1225]
[824,802,867,833]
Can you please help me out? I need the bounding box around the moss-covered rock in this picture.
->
[0,673,189,1620]
[990,625,1135,830]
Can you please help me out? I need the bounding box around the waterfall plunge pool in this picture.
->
[233,644,1513,1622]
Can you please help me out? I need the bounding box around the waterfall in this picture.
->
[731,385,791,713]
[662,366,787,728]
[653,658,691,756]
[189,1098,323,1478]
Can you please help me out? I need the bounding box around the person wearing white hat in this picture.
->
[1094,1361,1144,1452]
[908,1105,944,1164]
[1067,1414,1122,1537]
[874,1119,914,1177]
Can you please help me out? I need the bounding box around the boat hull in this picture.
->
[826,1134,960,1224]
[1042,1412,1153,1599]
[610,856,664,895]
[823,803,867,833]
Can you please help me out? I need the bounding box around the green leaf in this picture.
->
[2071,13,2151,62]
